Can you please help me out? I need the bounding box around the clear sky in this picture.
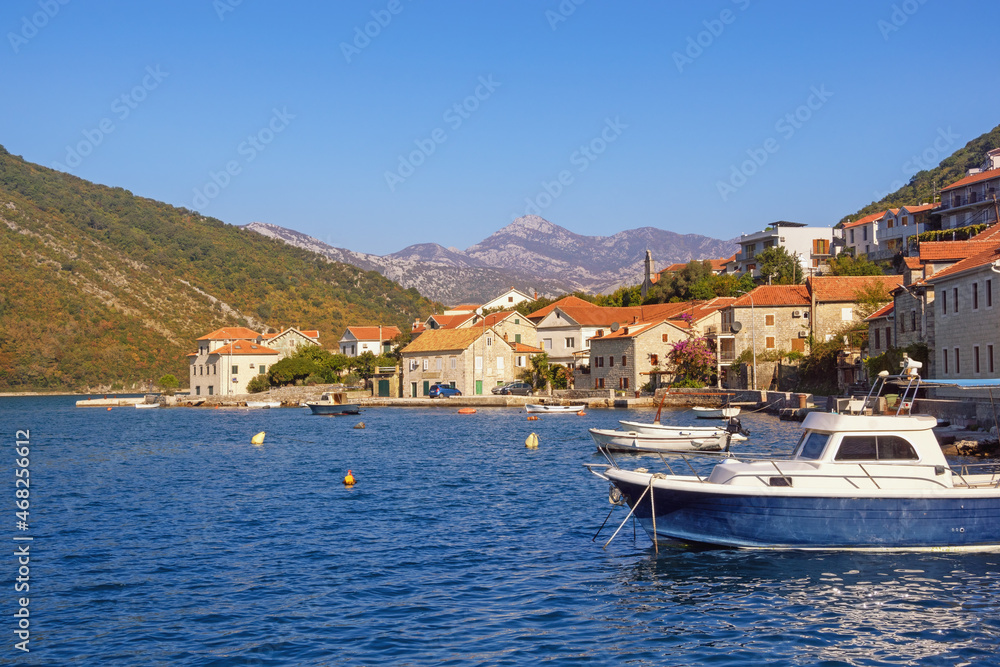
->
[2,0,998,256]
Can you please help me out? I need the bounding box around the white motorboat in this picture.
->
[617,419,747,440]
[588,428,739,453]
[525,404,585,413]
[134,402,161,409]
[587,361,1000,550]
[306,392,360,415]
[246,400,281,408]
[692,406,741,419]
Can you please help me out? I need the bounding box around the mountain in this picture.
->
[0,146,437,391]
[843,123,1000,223]
[246,216,737,303]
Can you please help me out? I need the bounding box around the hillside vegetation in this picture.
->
[842,123,1000,223]
[0,145,437,391]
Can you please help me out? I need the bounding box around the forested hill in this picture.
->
[842,123,1000,223]
[0,145,437,391]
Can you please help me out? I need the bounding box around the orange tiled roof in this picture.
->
[300,330,320,339]
[865,303,894,321]
[732,285,810,307]
[901,203,941,214]
[527,295,595,319]
[926,243,1000,282]
[549,302,696,327]
[940,168,1000,192]
[903,256,923,270]
[345,325,402,341]
[480,311,527,327]
[197,327,260,341]
[842,211,884,229]
[428,313,475,329]
[211,341,280,356]
[710,255,737,271]
[593,320,685,340]
[808,275,903,302]
[919,239,1000,262]
[512,342,543,353]
[449,304,481,312]
[400,328,486,354]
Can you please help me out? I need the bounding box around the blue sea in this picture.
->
[3,396,1000,666]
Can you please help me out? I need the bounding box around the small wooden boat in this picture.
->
[692,406,741,419]
[305,392,360,415]
[525,404,586,414]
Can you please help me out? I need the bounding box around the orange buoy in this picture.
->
[527,415,539,421]
[343,470,356,486]
[107,407,112,411]
[458,408,476,414]
[577,411,586,416]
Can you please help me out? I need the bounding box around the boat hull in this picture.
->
[608,472,1000,550]
[618,420,732,438]
[525,404,585,413]
[589,428,728,452]
[307,404,360,415]
[692,406,741,419]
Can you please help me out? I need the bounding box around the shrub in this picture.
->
[246,374,271,393]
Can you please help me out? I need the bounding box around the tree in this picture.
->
[827,252,885,276]
[756,246,803,284]
[521,352,551,391]
[268,356,321,386]
[158,374,179,395]
[667,337,715,387]
[246,374,271,393]
[595,284,641,307]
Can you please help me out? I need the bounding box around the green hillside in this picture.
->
[0,145,437,391]
[842,123,1000,224]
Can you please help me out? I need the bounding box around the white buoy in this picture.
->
[251,431,265,445]
[525,432,539,449]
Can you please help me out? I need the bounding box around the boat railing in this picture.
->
[949,462,1000,488]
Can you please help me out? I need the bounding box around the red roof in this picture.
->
[808,275,903,302]
[940,168,1000,192]
[901,203,941,214]
[527,295,595,319]
[481,311,520,327]
[197,327,261,341]
[903,256,923,270]
[428,313,475,329]
[710,255,737,272]
[926,243,1000,282]
[920,239,999,262]
[593,320,671,340]
[512,342,543,353]
[732,285,810,307]
[345,325,402,341]
[842,211,885,229]
[865,303,894,321]
[549,302,696,327]
[211,341,279,356]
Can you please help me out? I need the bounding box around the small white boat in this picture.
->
[246,400,281,409]
[589,428,739,453]
[692,406,741,419]
[134,402,161,409]
[525,404,585,414]
[618,420,746,439]
[306,392,360,415]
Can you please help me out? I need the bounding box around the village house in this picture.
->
[732,221,836,276]
[865,303,895,357]
[338,325,401,357]
[807,275,904,344]
[587,319,690,392]
[261,327,320,357]
[188,327,279,397]
[933,162,1000,231]
[480,287,534,312]
[841,211,881,258]
[463,310,538,348]
[400,327,534,397]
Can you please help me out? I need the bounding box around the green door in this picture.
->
[423,381,430,396]
[378,379,390,397]
[475,380,483,395]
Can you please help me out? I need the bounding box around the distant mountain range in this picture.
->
[246,216,738,305]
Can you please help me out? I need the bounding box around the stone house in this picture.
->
[587,320,689,392]
[807,275,903,344]
[188,327,280,397]
[865,303,894,357]
[338,325,402,357]
[463,311,538,348]
[262,327,320,357]
[400,327,524,397]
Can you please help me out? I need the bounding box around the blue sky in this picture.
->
[2,0,999,256]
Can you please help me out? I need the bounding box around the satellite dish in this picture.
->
[610,322,620,332]
[731,322,743,334]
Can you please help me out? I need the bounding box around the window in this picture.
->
[596,356,604,368]
[259,365,267,374]
[622,356,627,366]
[794,432,829,460]
[841,307,853,321]
[875,329,881,349]
[747,263,756,272]
[849,229,855,244]
[975,345,981,374]
[765,314,775,326]
[974,283,980,310]
[863,227,868,241]
[514,334,521,344]
[911,311,916,332]
[887,218,894,228]
[661,334,669,343]
[899,317,905,333]
[514,318,520,325]
[990,345,995,373]
[956,348,961,374]
[497,357,504,371]
[486,337,492,346]
[543,338,552,350]
[942,290,947,314]
[954,287,959,313]
[436,357,443,371]
[901,215,908,226]
[813,239,830,254]
[208,386,213,395]
[475,357,483,370]
[988,280,993,308]
[516,355,525,367]
[620,377,629,390]
[565,337,575,348]
[608,356,614,367]
[650,354,659,365]
[765,336,775,349]
[835,435,918,461]
[943,349,949,374]
[195,386,201,396]
[451,357,457,369]
[597,378,605,389]
[409,359,418,371]
[231,365,238,375]
[422,359,428,371]
[508,296,514,302]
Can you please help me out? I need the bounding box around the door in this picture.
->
[791,338,806,353]
[422,381,430,396]
[475,380,483,395]
[378,379,390,397]
[410,382,417,397]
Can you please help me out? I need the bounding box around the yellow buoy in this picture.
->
[525,432,539,449]
[251,431,265,445]
[343,469,356,486]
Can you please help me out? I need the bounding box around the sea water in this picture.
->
[2,396,999,665]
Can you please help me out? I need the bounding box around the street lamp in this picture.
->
[736,289,757,390]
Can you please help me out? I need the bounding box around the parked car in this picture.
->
[429,384,462,398]
[491,382,514,394]
[499,381,532,396]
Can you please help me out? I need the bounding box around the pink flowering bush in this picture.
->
[668,336,714,387]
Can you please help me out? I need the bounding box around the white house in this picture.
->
[481,288,534,312]
[188,327,280,397]
[733,221,836,276]
[841,211,881,258]
[339,325,402,357]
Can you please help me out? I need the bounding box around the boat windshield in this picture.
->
[793,431,829,460]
